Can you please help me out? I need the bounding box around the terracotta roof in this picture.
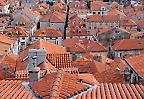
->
[19,39,66,60]
[40,11,66,23]
[0,0,7,6]
[47,53,72,69]
[91,27,129,35]
[108,9,126,17]
[78,73,99,85]
[0,54,18,79]
[90,1,107,11]
[0,80,36,98]
[76,83,144,99]
[33,28,62,37]
[29,71,89,98]
[66,27,87,37]
[69,1,85,9]
[87,14,120,22]
[4,27,29,37]
[120,19,137,26]
[92,59,125,83]
[138,18,144,28]
[124,54,144,77]
[50,2,66,12]
[0,34,16,45]
[83,52,114,64]
[63,38,107,52]
[112,39,144,51]
[11,14,35,27]
[17,40,71,70]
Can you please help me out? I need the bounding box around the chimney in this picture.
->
[28,48,46,69]
[27,48,47,82]
[28,56,40,82]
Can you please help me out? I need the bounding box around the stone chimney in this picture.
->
[27,48,46,82]
[28,56,40,82]
[27,48,46,69]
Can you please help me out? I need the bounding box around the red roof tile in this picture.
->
[87,14,120,22]
[92,59,126,83]
[40,11,66,23]
[63,38,107,52]
[124,54,144,77]
[78,73,99,85]
[0,80,36,98]
[30,71,89,98]
[33,28,62,37]
[112,39,144,51]
[90,1,107,11]
[4,27,29,37]
[0,54,18,79]
[75,83,144,99]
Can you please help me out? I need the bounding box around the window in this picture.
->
[89,27,91,29]
[93,12,96,14]
[22,37,25,40]
[101,7,105,10]
[21,42,25,45]
[115,31,119,33]
[35,37,38,39]
[98,12,100,14]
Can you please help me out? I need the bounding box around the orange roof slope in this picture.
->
[90,1,107,11]
[33,28,62,37]
[0,34,16,45]
[93,59,125,83]
[76,83,144,99]
[0,80,36,98]
[63,38,107,52]
[87,14,120,22]
[29,71,89,98]
[113,39,144,51]
[4,27,29,37]
[19,39,66,60]
[124,54,144,77]
[0,54,18,79]
[40,11,66,23]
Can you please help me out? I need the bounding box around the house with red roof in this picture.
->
[40,11,66,33]
[86,14,120,33]
[112,39,144,58]
[123,54,144,84]
[4,27,29,51]
[90,1,108,16]
[0,34,18,55]
[0,0,10,14]
[63,38,107,60]
[74,83,144,99]
[8,7,40,35]
[32,28,62,45]
[120,18,137,31]
[90,27,131,47]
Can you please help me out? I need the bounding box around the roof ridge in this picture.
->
[50,71,63,99]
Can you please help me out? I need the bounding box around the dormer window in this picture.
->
[101,7,105,10]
